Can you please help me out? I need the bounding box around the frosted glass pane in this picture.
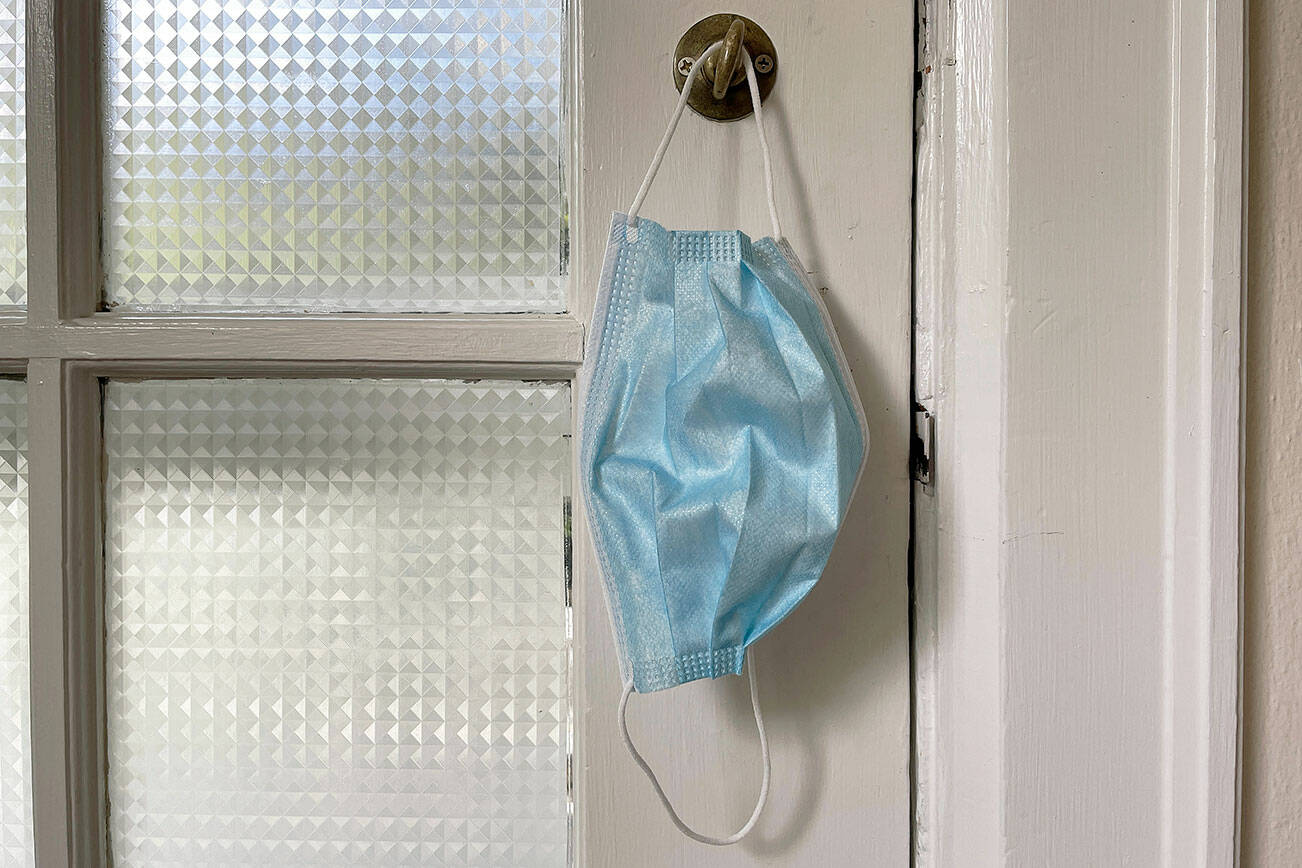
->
[0,0,24,306]
[105,379,570,866]
[0,381,32,867]
[103,1,565,312]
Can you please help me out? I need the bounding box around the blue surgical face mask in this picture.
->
[580,44,868,845]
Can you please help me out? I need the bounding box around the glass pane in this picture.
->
[103,1,565,312]
[0,381,32,867]
[0,0,24,306]
[105,379,570,866]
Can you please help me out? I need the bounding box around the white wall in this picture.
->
[1242,0,1302,862]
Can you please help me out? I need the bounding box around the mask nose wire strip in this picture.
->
[626,44,782,241]
[617,649,771,846]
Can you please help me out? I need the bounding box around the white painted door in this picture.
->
[0,0,913,865]
[573,2,915,863]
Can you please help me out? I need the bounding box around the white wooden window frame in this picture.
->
[2,2,586,865]
[911,0,1244,864]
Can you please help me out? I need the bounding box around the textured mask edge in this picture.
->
[578,212,642,687]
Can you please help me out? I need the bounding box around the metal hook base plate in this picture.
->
[673,14,777,122]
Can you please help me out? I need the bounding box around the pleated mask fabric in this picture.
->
[579,43,868,845]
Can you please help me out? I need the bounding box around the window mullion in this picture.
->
[27,0,101,326]
[0,313,586,371]
[24,0,57,325]
[27,358,107,868]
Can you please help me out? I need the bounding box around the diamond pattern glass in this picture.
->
[103,1,565,312]
[105,379,570,866]
[0,381,32,867]
[0,0,24,306]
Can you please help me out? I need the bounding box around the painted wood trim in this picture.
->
[911,0,1244,863]
[0,314,585,368]
[27,3,111,865]
[1162,0,1245,861]
[565,0,590,863]
[24,0,56,324]
[26,0,101,325]
[912,0,1009,860]
[26,359,108,868]
[54,0,102,318]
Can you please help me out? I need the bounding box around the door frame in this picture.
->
[911,0,1244,863]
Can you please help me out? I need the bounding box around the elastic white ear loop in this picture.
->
[617,649,771,846]
[626,41,719,226]
[742,47,782,240]
[626,43,783,240]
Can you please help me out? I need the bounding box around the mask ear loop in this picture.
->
[626,45,783,241]
[742,47,783,240]
[617,648,771,846]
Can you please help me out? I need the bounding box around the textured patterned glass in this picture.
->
[0,381,32,867]
[105,379,570,866]
[0,0,24,306]
[103,1,565,312]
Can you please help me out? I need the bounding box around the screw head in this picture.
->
[754,54,774,74]
[676,56,694,76]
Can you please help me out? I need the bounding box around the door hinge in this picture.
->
[911,406,934,487]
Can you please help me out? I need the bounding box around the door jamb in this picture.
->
[910,0,1245,863]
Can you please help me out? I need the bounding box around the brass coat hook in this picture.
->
[706,18,747,100]
[673,14,777,122]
